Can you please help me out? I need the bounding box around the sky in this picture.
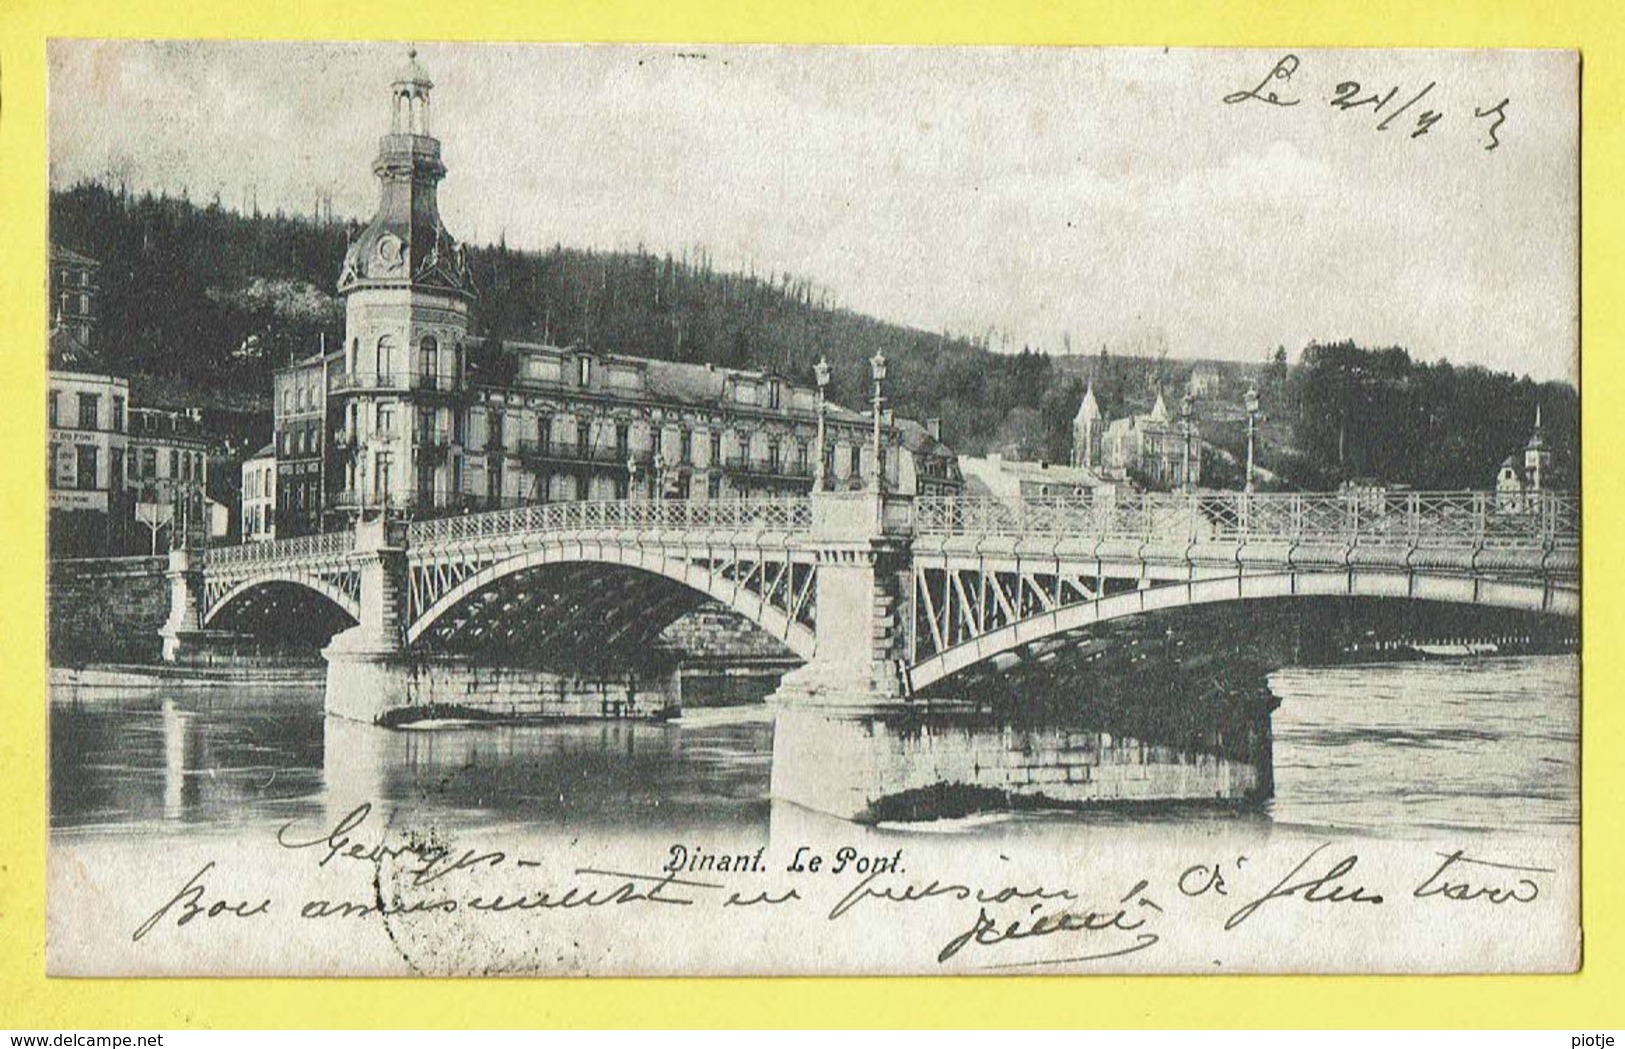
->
[48,41,1578,381]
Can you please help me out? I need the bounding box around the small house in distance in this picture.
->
[959,452,1112,502]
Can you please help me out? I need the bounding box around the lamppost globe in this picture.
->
[815,356,831,390]
[1245,385,1260,416]
[870,352,887,383]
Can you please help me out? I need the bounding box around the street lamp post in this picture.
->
[1244,384,1261,493]
[813,356,830,492]
[626,454,639,501]
[653,452,666,502]
[870,351,887,493]
[1180,392,1195,492]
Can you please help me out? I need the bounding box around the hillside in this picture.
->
[50,180,1577,491]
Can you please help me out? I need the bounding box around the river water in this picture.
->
[48,655,1577,842]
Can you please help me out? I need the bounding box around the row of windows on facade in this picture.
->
[47,444,207,491]
[340,453,829,506]
[333,335,791,409]
[48,390,124,432]
[326,401,856,472]
[58,268,92,289]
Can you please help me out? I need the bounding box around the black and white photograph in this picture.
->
[44,41,1579,975]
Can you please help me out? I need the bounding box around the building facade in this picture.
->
[51,244,99,349]
[1496,407,1554,512]
[256,52,959,537]
[1072,386,1201,490]
[47,326,131,555]
[960,452,1110,502]
[241,443,278,541]
[127,407,212,546]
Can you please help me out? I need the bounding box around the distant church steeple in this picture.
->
[1072,382,1102,469]
[1524,403,1550,491]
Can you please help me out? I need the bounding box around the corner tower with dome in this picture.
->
[333,48,476,514]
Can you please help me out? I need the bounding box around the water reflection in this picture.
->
[48,655,1578,840]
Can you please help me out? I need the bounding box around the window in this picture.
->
[375,334,398,382]
[48,391,59,427]
[707,473,722,499]
[111,395,125,432]
[574,472,588,501]
[768,439,781,473]
[374,452,393,502]
[170,449,179,478]
[76,445,98,490]
[489,410,505,451]
[142,447,157,479]
[577,356,593,387]
[127,452,138,482]
[77,393,99,430]
[769,380,782,410]
[850,445,862,477]
[796,441,808,474]
[110,449,124,490]
[282,388,293,414]
[419,335,439,382]
[680,428,693,463]
[537,415,552,454]
[576,419,592,454]
[615,422,630,458]
[709,431,721,466]
[377,404,395,436]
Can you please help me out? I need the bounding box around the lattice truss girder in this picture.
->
[911,561,1111,662]
[202,565,362,620]
[406,544,818,646]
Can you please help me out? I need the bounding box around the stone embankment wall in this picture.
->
[48,556,169,664]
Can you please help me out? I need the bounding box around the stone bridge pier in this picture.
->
[766,491,1273,823]
[321,515,411,723]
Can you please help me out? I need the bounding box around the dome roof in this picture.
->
[393,48,433,89]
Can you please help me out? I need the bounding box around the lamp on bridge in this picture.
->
[653,452,666,502]
[626,454,639,501]
[1244,383,1261,494]
[813,355,831,492]
[870,351,887,494]
[1180,391,1195,492]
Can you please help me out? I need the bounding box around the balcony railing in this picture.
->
[511,440,645,466]
[722,454,813,480]
[912,490,1580,549]
[329,371,403,393]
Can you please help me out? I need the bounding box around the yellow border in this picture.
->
[2,0,1619,1029]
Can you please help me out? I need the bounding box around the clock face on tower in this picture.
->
[375,233,406,274]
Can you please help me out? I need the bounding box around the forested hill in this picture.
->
[50,180,1577,491]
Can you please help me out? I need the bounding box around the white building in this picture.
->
[47,326,130,554]
[241,443,278,542]
[959,452,1111,502]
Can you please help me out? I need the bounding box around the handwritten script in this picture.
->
[1225,53,1510,151]
[115,802,1563,973]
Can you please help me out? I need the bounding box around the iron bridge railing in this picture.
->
[204,530,358,569]
[406,496,816,546]
[913,490,1579,549]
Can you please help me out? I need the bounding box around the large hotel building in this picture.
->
[254,52,959,539]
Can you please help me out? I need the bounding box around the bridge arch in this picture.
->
[202,572,361,629]
[407,542,818,660]
[906,568,1578,693]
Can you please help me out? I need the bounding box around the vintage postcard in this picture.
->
[44,41,1579,976]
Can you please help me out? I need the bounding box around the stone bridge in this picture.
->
[159,488,1579,819]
